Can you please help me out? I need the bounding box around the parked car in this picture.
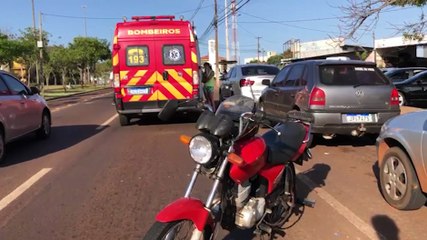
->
[376,110,427,210]
[0,70,51,163]
[219,64,279,102]
[259,59,400,139]
[394,70,427,107]
[384,67,427,83]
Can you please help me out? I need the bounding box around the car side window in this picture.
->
[0,78,10,95]
[230,68,237,78]
[1,73,29,95]
[272,66,290,86]
[284,64,305,87]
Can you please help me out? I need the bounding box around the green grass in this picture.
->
[41,85,110,100]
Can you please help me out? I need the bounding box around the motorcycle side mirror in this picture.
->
[158,100,179,121]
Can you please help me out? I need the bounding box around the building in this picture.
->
[367,36,427,68]
[286,38,372,62]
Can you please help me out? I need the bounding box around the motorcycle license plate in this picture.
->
[342,114,376,123]
[128,87,149,95]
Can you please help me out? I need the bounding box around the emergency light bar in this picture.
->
[131,16,175,21]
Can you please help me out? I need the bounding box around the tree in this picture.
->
[0,32,31,69]
[267,54,284,65]
[18,27,49,85]
[341,0,427,40]
[68,37,111,86]
[48,45,74,91]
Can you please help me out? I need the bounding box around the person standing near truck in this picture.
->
[202,62,215,111]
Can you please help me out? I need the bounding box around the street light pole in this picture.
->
[82,5,87,37]
[38,11,44,89]
[31,0,38,85]
[214,0,220,103]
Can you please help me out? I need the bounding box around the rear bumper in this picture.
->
[116,99,202,115]
[310,111,400,135]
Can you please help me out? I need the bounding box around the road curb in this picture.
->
[45,87,111,101]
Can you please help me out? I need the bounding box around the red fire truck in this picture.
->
[112,16,202,126]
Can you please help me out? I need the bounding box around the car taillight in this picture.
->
[309,87,326,106]
[239,79,255,87]
[390,88,399,106]
[113,73,120,88]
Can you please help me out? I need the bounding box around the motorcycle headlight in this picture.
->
[189,134,219,165]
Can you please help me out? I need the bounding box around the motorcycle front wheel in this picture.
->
[143,220,212,240]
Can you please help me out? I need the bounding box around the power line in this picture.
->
[189,0,207,20]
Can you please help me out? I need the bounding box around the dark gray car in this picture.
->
[259,60,400,139]
[0,70,51,163]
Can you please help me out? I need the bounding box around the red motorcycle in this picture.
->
[144,95,314,239]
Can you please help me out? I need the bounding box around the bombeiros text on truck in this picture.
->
[112,15,203,126]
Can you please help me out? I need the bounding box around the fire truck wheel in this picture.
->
[119,114,130,126]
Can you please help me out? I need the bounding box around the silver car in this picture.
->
[0,70,51,163]
[376,110,427,210]
[219,64,279,102]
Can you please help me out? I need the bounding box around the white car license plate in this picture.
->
[343,114,375,123]
[128,88,149,95]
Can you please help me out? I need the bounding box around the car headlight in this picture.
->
[189,134,219,165]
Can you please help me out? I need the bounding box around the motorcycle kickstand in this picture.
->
[296,198,316,208]
[254,209,273,236]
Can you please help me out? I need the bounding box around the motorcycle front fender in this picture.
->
[156,197,214,231]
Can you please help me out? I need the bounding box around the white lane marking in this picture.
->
[0,168,52,212]
[296,169,386,240]
[96,114,118,130]
[51,92,112,113]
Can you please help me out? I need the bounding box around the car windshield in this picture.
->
[319,65,389,86]
[241,66,279,76]
[216,95,256,121]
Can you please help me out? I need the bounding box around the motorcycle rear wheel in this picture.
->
[264,162,296,227]
[143,220,212,240]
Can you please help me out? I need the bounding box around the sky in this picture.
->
[1,0,426,61]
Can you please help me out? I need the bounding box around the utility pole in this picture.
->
[214,0,220,102]
[373,32,377,66]
[31,0,38,85]
[256,37,261,62]
[82,5,88,37]
[231,0,238,63]
[224,0,230,61]
[38,11,44,89]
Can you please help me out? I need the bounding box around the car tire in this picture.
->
[36,112,51,139]
[398,91,406,106]
[119,114,130,126]
[0,130,5,163]
[219,90,225,102]
[379,147,426,210]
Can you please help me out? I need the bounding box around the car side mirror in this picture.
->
[261,79,271,86]
[30,86,40,95]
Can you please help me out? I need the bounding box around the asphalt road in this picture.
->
[0,91,426,240]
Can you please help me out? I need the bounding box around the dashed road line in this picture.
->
[0,168,52,212]
[296,169,386,240]
[96,114,118,130]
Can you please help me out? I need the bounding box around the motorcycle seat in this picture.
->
[262,122,307,165]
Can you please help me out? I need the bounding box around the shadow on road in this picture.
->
[132,112,201,126]
[0,125,105,167]
[288,163,331,228]
[372,215,400,240]
[311,134,377,148]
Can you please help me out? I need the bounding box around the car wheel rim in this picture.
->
[383,156,407,201]
[398,93,404,106]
